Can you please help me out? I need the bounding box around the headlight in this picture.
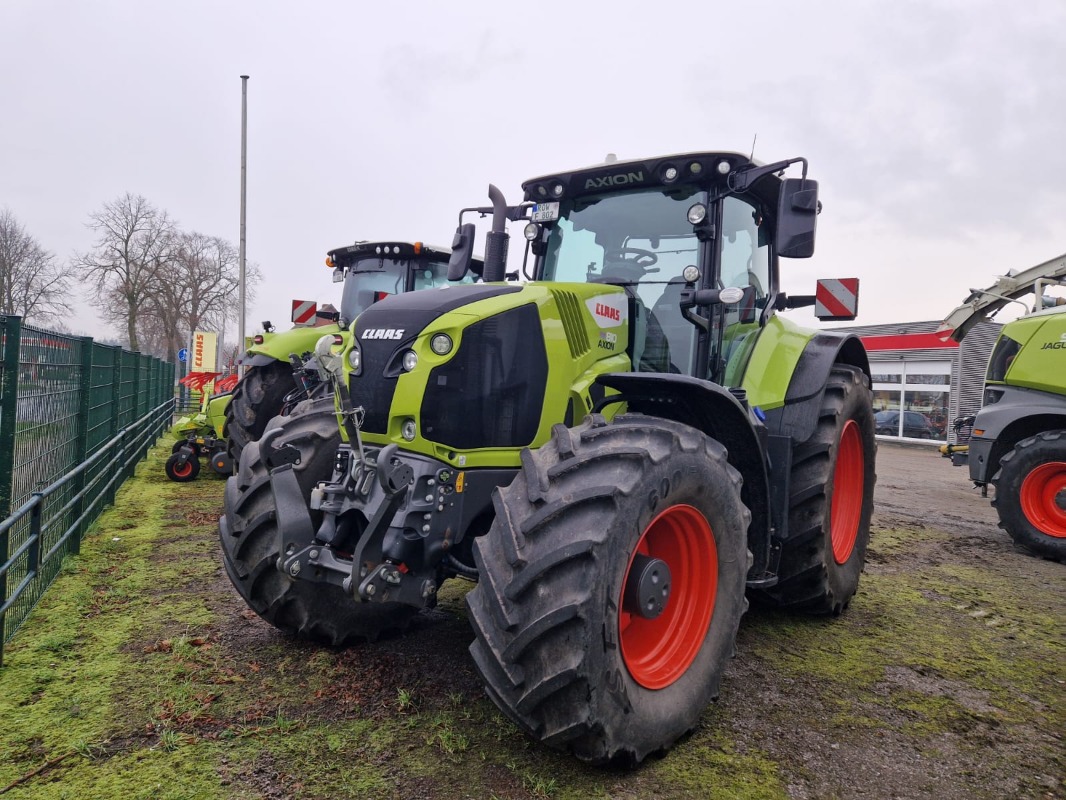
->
[402,350,418,372]
[430,334,453,355]
[523,222,539,241]
[682,265,701,284]
[401,418,417,441]
[348,346,361,372]
[687,203,708,224]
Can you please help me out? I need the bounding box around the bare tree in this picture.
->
[0,209,69,324]
[141,232,250,362]
[74,194,174,351]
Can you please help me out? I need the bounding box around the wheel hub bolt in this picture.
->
[623,554,672,620]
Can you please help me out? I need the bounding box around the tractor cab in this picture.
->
[518,152,824,385]
[326,240,482,328]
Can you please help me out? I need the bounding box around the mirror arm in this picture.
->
[777,293,816,310]
[729,157,808,192]
[682,306,710,334]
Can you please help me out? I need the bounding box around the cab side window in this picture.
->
[720,197,769,299]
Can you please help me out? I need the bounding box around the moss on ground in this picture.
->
[0,443,1062,799]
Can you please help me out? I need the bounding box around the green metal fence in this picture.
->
[0,315,175,664]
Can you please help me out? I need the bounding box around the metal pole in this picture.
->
[238,74,249,377]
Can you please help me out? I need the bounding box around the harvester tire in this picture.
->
[991,430,1066,561]
[165,452,200,482]
[224,360,297,466]
[754,364,876,614]
[466,414,750,766]
[219,398,417,644]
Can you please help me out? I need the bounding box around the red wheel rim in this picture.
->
[171,461,193,478]
[830,420,864,564]
[619,504,717,690]
[1019,461,1066,538]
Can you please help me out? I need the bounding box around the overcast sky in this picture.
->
[2,0,1064,345]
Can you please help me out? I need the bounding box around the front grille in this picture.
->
[421,304,548,450]
[349,340,406,434]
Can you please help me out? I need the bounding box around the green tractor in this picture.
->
[223,240,475,464]
[220,151,876,764]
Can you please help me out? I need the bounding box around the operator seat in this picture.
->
[650,277,692,374]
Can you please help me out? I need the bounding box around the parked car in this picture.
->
[875,410,935,439]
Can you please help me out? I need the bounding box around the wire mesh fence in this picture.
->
[0,316,175,663]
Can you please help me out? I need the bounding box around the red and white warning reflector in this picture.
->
[291,299,317,326]
[814,278,859,321]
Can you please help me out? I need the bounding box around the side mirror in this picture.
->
[777,178,819,259]
[447,223,476,281]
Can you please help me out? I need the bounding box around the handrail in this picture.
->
[0,398,174,665]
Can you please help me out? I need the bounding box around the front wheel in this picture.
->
[754,364,876,614]
[466,414,750,765]
[992,430,1066,561]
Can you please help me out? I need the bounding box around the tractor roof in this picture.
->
[326,240,456,264]
[521,151,785,206]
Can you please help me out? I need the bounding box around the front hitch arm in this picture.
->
[342,444,423,605]
[261,426,318,573]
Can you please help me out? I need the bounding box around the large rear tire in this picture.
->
[754,364,876,614]
[992,430,1066,561]
[219,398,416,644]
[466,414,750,765]
[223,360,297,466]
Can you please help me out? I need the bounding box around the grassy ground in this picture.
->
[0,442,1062,799]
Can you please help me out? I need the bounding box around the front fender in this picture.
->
[246,324,343,365]
[760,331,870,445]
[968,385,1066,484]
[594,372,772,579]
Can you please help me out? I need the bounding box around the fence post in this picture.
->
[128,353,141,479]
[0,316,20,522]
[0,315,22,665]
[108,347,122,506]
[71,337,94,555]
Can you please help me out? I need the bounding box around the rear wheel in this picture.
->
[992,430,1066,561]
[219,398,416,644]
[754,364,876,614]
[165,453,200,482]
[466,414,750,765]
[223,360,297,466]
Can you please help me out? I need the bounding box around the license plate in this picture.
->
[531,202,559,222]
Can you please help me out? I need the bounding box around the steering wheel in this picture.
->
[604,247,658,270]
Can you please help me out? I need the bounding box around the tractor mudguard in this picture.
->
[966,385,1066,485]
[760,331,870,445]
[594,372,774,580]
[246,324,343,367]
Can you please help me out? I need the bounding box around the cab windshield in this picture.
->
[340,257,455,325]
[540,187,706,374]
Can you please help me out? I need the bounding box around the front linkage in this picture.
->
[261,360,507,610]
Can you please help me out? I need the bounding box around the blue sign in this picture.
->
[178,348,189,363]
